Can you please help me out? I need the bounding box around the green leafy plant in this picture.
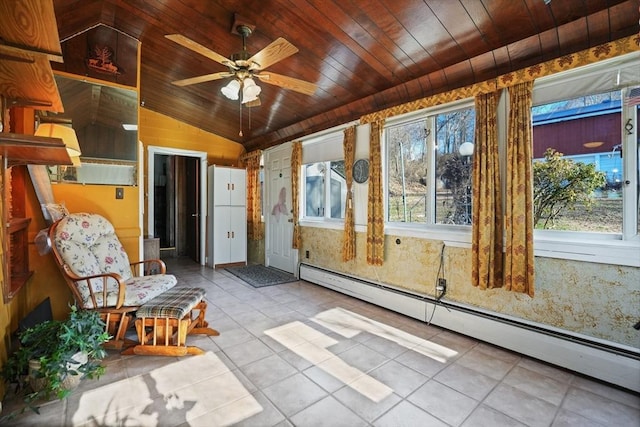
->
[533,148,606,229]
[1,306,110,415]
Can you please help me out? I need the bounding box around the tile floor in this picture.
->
[2,258,639,426]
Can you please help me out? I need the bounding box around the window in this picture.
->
[387,119,429,223]
[435,108,476,225]
[386,105,475,226]
[532,90,623,233]
[301,130,346,222]
[303,160,346,220]
[529,53,639,267]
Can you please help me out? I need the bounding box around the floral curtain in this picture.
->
[366,120,385,265]
[471,90,503,290]
[342,126,356,261]
[505,82,535,297]
[291,141,302,249]
[242,150,263,241]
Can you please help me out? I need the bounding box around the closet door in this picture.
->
[228,205,247,264]
[213,167,231,206]
[210,165,247,267]
[229,168,246,206]
[213,205,231,265]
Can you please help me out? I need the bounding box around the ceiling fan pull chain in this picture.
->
[239,99,243,137]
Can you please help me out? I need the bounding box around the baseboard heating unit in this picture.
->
[299,263,640,393]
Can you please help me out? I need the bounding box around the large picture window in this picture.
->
[529,52,639,266]
[532,90,623,233]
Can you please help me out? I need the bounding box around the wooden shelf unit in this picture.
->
[0,132,72,302]
[0,0,69,302]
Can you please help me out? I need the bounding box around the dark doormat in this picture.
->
[225,264,298,288]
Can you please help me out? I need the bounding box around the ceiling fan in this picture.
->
[165,22,317,106]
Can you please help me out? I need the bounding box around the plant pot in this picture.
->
[27,352,87,393]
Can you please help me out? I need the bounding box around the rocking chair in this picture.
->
[49,213,177,349]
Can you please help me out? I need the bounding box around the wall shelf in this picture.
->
[0,0,64,113]
[0,133,72,167]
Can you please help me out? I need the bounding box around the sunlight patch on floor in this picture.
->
[71,352,262,426]
[312,307,458,363]
[265,321,393,402]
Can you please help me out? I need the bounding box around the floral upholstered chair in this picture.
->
[49,213,177,349]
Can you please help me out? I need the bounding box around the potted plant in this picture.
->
[1,305,110,414]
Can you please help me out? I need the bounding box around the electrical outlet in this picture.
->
[305,250,310,259]
[437,278,447,292]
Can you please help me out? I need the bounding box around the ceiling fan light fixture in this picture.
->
[242,77,261,104]
[221,79,241,100]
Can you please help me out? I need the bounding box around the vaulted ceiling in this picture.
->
[52,0,639,152]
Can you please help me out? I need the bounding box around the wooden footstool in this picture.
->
[123,287,219,356]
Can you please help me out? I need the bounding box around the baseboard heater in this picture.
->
[299,263,640,393]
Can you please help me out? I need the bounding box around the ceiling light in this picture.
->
[583,141,604,148]
[242,78,261,104]
[221,79,241,100]
[122,123,138,131]
[35,123,82,166]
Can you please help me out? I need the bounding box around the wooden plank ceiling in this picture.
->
[52,0,639,152]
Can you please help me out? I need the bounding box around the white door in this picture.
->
[266,143,297,274]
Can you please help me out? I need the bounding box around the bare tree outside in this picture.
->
[386,108,475,225]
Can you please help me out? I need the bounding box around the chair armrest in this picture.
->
[62,265,128,309]
[130,259,167,276]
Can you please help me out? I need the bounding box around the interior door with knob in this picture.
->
[265,143,297,274]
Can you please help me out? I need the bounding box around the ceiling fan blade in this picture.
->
[248,37,298,71]
[171,72,233,87]
[255,72,317,96]
[165,34,237,69]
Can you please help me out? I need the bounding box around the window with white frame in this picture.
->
[301,131,346,221]
[531,52,639,241]
[304,161,346,219]
[386,104,475,226]
[532,90,623,233]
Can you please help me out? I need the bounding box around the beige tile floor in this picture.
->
[2,258,639,426]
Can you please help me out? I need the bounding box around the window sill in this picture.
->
[300,218,345,231]
[534,232,640,267]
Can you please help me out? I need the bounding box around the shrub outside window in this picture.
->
[532,90,623,233]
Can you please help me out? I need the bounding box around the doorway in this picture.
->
[147,146,207,265]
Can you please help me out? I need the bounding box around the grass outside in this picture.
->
[388,192,625,233]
